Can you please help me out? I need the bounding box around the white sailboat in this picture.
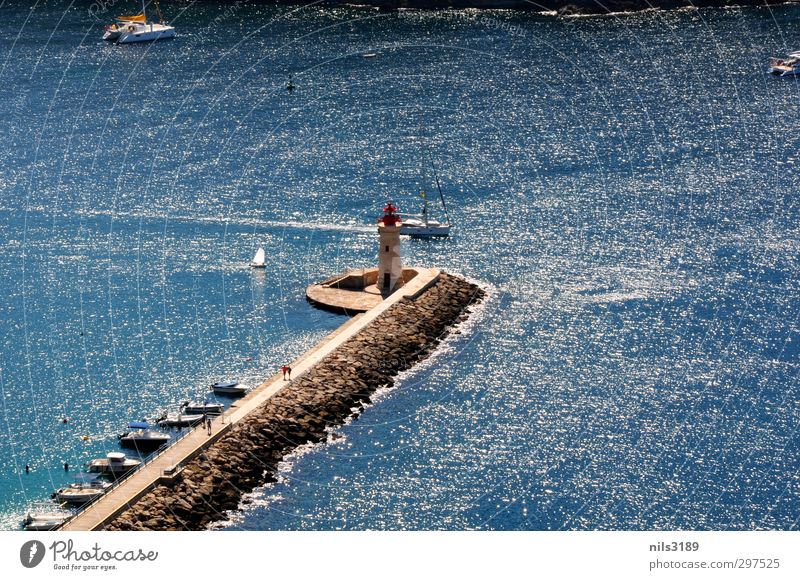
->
[398,152,452,238]
[102,0,175,44]
[250,247,266,269]
[399,191,451,238]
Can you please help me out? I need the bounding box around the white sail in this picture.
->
[251,247,266,267]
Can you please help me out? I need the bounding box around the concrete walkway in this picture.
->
[60,268,440,531]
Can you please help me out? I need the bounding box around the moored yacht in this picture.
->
[212,380,247,396]
[156,411,205,428]
[103,0,175,44]
[85,452,141,475]
[53,479,111,505]
[23,502,70,531]
[183,401,224,415]
[118,422,171,452]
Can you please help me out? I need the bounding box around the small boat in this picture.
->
[212,380,247,396]
[53,478,111,505]
[183,401,224,415]
[363,53,377,59]
[156,411,205,428]
[118,422,171,452]
[250,247,266,269]
[85,452,141,475]
[103,0,175,44]
[24,512,70,531]
[23,503,70,531]
[768,51,800,76]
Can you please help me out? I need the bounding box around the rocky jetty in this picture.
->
[104,272,484,530]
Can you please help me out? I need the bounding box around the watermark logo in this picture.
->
[20,540,46,568]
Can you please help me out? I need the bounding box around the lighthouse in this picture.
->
[377,201,403,295]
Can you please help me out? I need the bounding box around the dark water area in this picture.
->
[0,1,799,530]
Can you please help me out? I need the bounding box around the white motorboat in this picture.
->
[118,422,171,451]
[24,512,70,531]
[250,247,266,269]
[85,452,141,475]
[103,1,175,44]
[768,51,800,76]
[212,380,247,396]
[23,503,70,531]
[53,479,111,505]
[156,411,205,428]
[183,401,224,415]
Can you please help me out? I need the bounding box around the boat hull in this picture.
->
[117,25,175,44]
[157,413,204,427]
[24,514,68,531]
[212,381,246,396]
[770,67,800,76]
[118,435,170,451]
[213,386,247,396]
[183,403,223,415]
[85,459,140,475]
[400,224,451,238]
[55,488,106,505]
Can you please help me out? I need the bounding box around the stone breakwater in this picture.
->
[104,272,484,530]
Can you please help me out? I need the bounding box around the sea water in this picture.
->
[0,1,798,530]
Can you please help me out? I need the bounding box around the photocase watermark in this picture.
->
[20,540,46,569]
[446,10,528,38]
[213,0,245,27]
[88,0,126,21]
[18,539,158,572]
[7,89,29,134]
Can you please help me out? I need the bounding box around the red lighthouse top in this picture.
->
[379,201,401,226]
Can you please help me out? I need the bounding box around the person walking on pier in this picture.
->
[206,416,212,436]
[281,365,290,380]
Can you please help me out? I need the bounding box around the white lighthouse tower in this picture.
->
[377,201,404,295]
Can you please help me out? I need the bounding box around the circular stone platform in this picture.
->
[306,268,420,315]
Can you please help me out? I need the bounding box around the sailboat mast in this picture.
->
[428,149,451,226]
[153,0,165,23]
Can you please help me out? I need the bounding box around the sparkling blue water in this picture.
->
[1,1,799,530]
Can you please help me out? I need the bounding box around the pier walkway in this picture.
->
[60,268,439,531]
